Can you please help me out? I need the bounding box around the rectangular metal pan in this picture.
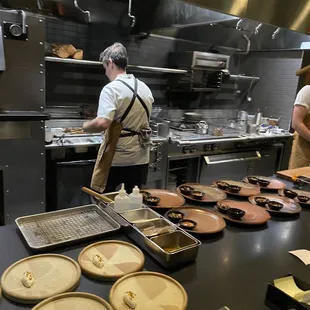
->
[15,204,120,251]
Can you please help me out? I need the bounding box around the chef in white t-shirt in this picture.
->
[289,85,310,169]
[83,43,154,193]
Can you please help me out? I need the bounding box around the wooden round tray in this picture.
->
[279,188,310,206]
[249,194,302,214]
[78,240,145,281]
[0,254,81,304]
[33,292,113,310]
[244,176,286,190]
[165,207,226,234]
[143,189,185,209]
[176,183,227,203]
[215,200,271,225]
[109,271,188,310]
[213,180,260,197]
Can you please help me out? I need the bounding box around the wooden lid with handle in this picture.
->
[0,254,81,304]
[33,292,113,310]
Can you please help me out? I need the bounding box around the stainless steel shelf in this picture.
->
[45,56,187,74]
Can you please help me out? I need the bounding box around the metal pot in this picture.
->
[195,121,208,135]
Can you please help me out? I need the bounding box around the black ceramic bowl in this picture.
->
[267,200,283,211]
[297,195,310,203]
[283,189,298,199]
[257,178,270,187]
[191,190,205,200]
[140,191,151,201]
[217,204,230,214]
[247,176,258,184]
[179,219,197,230]
[227,208,245,220]
[179,185,194,196]
[228,185,241,193]
[167,210,184,223]
[254,196,269,207]
[216,181,229,190]
[144,196,161,206]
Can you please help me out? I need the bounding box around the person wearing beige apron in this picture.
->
[83,43,154,193]
[289,85,310,169]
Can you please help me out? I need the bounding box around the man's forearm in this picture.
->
[295,122,310,142]
[83,118,105,133]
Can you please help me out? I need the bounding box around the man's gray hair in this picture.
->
[99,42,128,69]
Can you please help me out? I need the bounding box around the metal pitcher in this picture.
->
[195,121,208,135]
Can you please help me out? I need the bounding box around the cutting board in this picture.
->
[276,166,310,181]
[0,254,81,304]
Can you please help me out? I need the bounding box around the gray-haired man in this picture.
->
[83,42,154,193]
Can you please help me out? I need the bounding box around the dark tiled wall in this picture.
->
[45,17,241,110]
[239,51,303,129]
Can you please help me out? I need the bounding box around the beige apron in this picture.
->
[90,77,149,193]
[289,114,310,169]
[91,120,123,193]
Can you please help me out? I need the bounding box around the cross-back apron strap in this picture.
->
[117,78,150,121]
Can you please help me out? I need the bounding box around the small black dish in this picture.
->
[167,210,184,223]
[179,219,197,230]
[255,196,269,207]
[227,208,245,220]
[216,181,229,190]
[283,189,298,199]
[228,185,241,193]
[257,178,270,187]
[297,195,310,203]
[191,190,205,200]
[217,204,230,214]
[179,185,194,196]
[140,191,151,201]
[247,176,258,184]
[144,195,161,206]
[267,201,283,211]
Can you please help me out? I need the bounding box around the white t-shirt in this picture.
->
[97,73,154,166]
[294,85,310,112]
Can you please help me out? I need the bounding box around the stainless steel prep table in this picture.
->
[1,179,310,310]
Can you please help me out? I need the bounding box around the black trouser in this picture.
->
[104,164,149,193]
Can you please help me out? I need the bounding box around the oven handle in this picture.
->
[56,159,96,166]
[204,151,262,165]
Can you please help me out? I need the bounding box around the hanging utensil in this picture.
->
[246,75,255,102]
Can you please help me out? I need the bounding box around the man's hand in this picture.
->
[83,117,112,133]
[292,105,310,142]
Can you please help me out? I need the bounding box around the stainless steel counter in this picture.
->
[45,135,168,149]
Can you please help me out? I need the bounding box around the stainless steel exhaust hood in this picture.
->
[185,0,310,35]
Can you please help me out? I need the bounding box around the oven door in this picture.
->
[199,150,277,184]
[54,159,95,210]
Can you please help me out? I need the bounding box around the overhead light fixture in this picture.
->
[236,19,243,31]
[272,27,281,40]
[254,23,262,35]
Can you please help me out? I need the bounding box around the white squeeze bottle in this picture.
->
[114,183,130,212]
[129,186,143,209]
